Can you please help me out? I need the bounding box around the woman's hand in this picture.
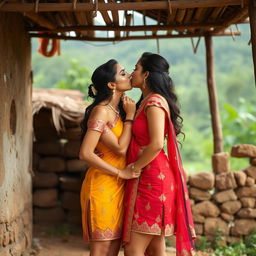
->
[119,163,141,179]
[122,94,136,118]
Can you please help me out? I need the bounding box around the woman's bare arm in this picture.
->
[99,96,135,156]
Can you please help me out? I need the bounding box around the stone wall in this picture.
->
[0,13,33,256]
[190,144,256,243]
[32,109,88,226]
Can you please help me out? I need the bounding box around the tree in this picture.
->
[54,59,91,98]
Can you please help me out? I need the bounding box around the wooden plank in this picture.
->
[24,12,56,30]
[109,0,120,37]
[0,0,246,12]
[167,9,177,35]
[29,30,241,41]
[28,23,224,33]
[213,7,248,33]
[204,35,223,154]
[249,0,256,84]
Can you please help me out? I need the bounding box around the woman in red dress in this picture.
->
[123,53,196,256]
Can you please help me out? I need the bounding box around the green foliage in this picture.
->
[195,236,211,252]
[197,230,256,256]
[244,230,256,256]
[54,59,91,98]
[214,242,246,256]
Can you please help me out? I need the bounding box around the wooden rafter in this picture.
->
[29,30,241,41]
[28,23,225,33]
[24,12,56,30]
[109,0,120,38]
[0,0,247,12]
[213,7,248,33]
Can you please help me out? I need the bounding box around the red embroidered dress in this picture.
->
[123,94,196,256]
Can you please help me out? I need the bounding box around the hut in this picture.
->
[0,1,256,255]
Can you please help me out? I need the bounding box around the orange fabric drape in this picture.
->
[38,36,60,57]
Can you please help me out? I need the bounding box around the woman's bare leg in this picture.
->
[90,240,111,256]
[145,235,166,256]
[124,232,153,256]
[107,239,121,256]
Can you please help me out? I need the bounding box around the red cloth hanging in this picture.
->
[37,35,60,57]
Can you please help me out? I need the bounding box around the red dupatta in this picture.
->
[123,94,196,256]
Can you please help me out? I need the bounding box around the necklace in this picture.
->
[107,103,120,115]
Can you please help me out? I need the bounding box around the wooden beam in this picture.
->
[213,7,248,33]
[29,30,241,41]
[0,0,246,12]
[24,12,56,30]
[28,23,225,33]
[249,0,256,84]
[109,0,120,38]
[205,35,223,154]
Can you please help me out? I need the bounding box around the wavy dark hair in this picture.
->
[137,52,183,136]
[80,59,125,140]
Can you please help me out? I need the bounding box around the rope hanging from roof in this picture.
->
[167,0,172,15]
[190,37,201,54]
[35,0,39,13]
[92,0,98,18]
[73,0,77,10]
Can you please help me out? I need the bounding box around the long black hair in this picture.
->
[80,59,125,140]
[138,52,183,136]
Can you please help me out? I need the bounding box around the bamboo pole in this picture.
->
[249,0,256,85]
[0,0,245,12]
[205,35,223,153]
[29,23,224,33]
[29,30,241,41]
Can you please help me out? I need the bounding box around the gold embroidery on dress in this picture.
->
[145,202,151,211]
[155,215,161,223]
[131,220,175,236]
[91,227,122,240]
[159,194,167,202]
[132,220,161,235]
[165,224,175,236]
[158,172,165,180]
[88,119,108,133]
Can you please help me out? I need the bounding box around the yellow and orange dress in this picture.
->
[80,116,126,241]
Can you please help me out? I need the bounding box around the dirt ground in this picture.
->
[32,224,177,256]
[32,224,210,256]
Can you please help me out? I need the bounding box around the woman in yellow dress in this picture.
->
[79,59,140,256]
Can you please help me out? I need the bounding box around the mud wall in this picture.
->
[0,13,33,256]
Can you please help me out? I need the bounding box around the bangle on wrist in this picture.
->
[124,119,134,123]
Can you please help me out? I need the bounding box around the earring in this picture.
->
[142,78,146,89]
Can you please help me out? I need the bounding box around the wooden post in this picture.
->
[249,0,256,85]
[205,35,223,153]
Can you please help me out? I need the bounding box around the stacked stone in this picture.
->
[32,109,88,226]
[189,144,256,243]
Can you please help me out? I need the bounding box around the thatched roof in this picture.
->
[1,0,249,41]
[32,88,87,132]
